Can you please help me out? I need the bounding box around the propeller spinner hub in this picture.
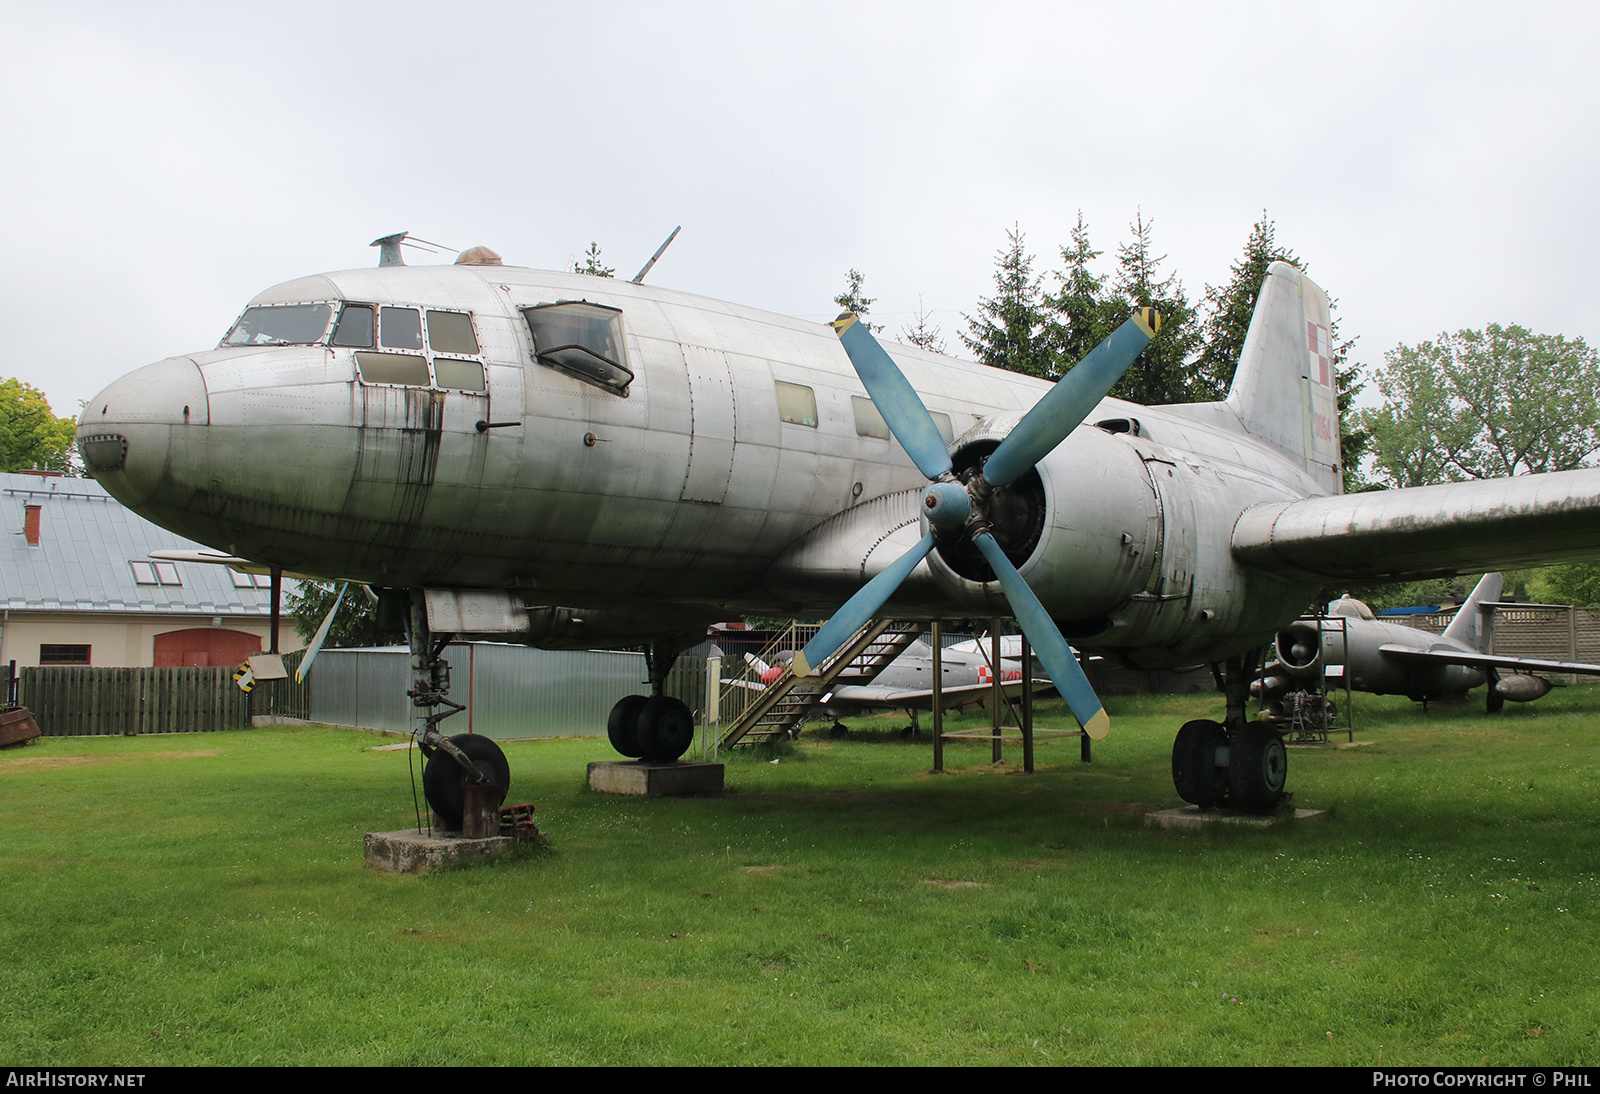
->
[922,480,972,530]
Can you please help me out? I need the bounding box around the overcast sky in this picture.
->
[3,1,1596,418]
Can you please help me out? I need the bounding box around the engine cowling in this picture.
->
[922,420,1161,626]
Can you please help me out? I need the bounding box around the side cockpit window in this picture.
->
[350,305,485,392]
[222,303,334,347]
[522,302,632,395]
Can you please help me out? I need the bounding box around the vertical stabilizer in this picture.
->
[1225,261,1342,493]
[1442,572,1503,652]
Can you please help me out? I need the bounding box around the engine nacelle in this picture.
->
[922,421,1161,625]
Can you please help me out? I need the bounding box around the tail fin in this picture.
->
[1225,261,1342,493]
[1442,572,1503,652]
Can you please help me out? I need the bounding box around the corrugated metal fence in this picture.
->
[308,642,710,739]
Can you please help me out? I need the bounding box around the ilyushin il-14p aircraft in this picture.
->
[76,239,1600,821]
[1263,572,1600,712]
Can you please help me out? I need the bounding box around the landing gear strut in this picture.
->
[407,592,509,828]
[1170,649,1287,813]
[605,638,696,763]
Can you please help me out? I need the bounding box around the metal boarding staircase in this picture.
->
[716,620,928,748]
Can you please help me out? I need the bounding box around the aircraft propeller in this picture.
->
[791,309,1160,740]
[294,581,350,683]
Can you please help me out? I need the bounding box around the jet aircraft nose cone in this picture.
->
[78,356,208,504]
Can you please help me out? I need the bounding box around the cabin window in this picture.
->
[39,645,90,665]
[852,398,951,442]
[776,381,818,427]
[355,352,431,386]
[426,310,480,355]
[331,304,376,348]
[852,396,890,439]
[522,302,633,395]
[222,303,334,347]
[379,307,424,350]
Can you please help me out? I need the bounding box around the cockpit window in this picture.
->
[426,310,479,355]
[379,306,423,350]
[222,304,334,347]
[331,304,375,348]
[522,302,632,395]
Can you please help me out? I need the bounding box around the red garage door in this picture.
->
[154,629,262,668]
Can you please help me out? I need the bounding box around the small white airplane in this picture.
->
[1264,573,1600,711]
[736,635,1048,735]
[77,241,1600,819]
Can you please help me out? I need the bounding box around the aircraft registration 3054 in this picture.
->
[77,244,1600,821]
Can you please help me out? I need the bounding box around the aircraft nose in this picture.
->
[78,356,208,504]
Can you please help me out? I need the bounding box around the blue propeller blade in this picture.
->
[981,309,1160,489]
[792,532,937,677]
[972,533,1109,740]
[833,314,952,482]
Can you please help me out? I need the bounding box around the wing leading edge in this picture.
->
[1232,468,1600,583]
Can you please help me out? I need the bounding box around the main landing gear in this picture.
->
[406,592,509,829]
[1170,651,1288,814]
[606,639,696,763]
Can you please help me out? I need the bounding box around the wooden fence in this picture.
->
[20,650,311,736]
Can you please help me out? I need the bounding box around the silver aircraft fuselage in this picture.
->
[79,263,1331,668]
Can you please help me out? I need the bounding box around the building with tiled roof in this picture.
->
[0,471,298,667]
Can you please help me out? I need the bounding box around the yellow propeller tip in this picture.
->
[1084,708,1111,741]
[831,313,859,336]
[1133,308,1162,339]
[790,651,815,678]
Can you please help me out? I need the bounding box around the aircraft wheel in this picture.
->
[1172,719,1229,807]
[607,695,649,758]
[1228,723,1287,813]
[635,696,694,762]
[423,733,510,830]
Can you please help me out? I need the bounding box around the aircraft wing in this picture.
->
[1375,644,1600,677]
[1232,468,1600,583]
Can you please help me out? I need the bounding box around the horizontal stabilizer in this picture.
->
[1233,468,1600,582]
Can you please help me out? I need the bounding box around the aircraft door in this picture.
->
[1138,452,1196,603]
[679,344,738,504]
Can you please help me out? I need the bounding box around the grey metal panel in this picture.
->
[309,642,654,739]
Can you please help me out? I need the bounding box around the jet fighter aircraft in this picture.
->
[77,247,1600,819]
[1264,573,1600,711]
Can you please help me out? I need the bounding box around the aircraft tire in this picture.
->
[635,696,694,763]
[423,733,510,830]
[1227,723,1287,813]
[608,695,650,758]
[1171,719,1229,807]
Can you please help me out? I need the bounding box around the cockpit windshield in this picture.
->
[222,304,335,347]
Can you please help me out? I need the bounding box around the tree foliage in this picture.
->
[960,226,1056,379]
[573,242,615,277]
[0,378,78,474]
[899,294,946,354]
[833,269,882,332]
[1100,211,1201,404]
[284,581,405,649]
[1195,213,1301,397]
[1358,325,1600,487]
[1042,211,1115,369]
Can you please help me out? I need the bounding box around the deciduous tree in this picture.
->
[1358,325,1600,487]
[0,378,78,474]
[833,269,882,332]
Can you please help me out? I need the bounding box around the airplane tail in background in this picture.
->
[1224,261,1343,494]
[1441,572,1504,653]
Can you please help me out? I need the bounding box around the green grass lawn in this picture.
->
[4,688,1600,1066]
